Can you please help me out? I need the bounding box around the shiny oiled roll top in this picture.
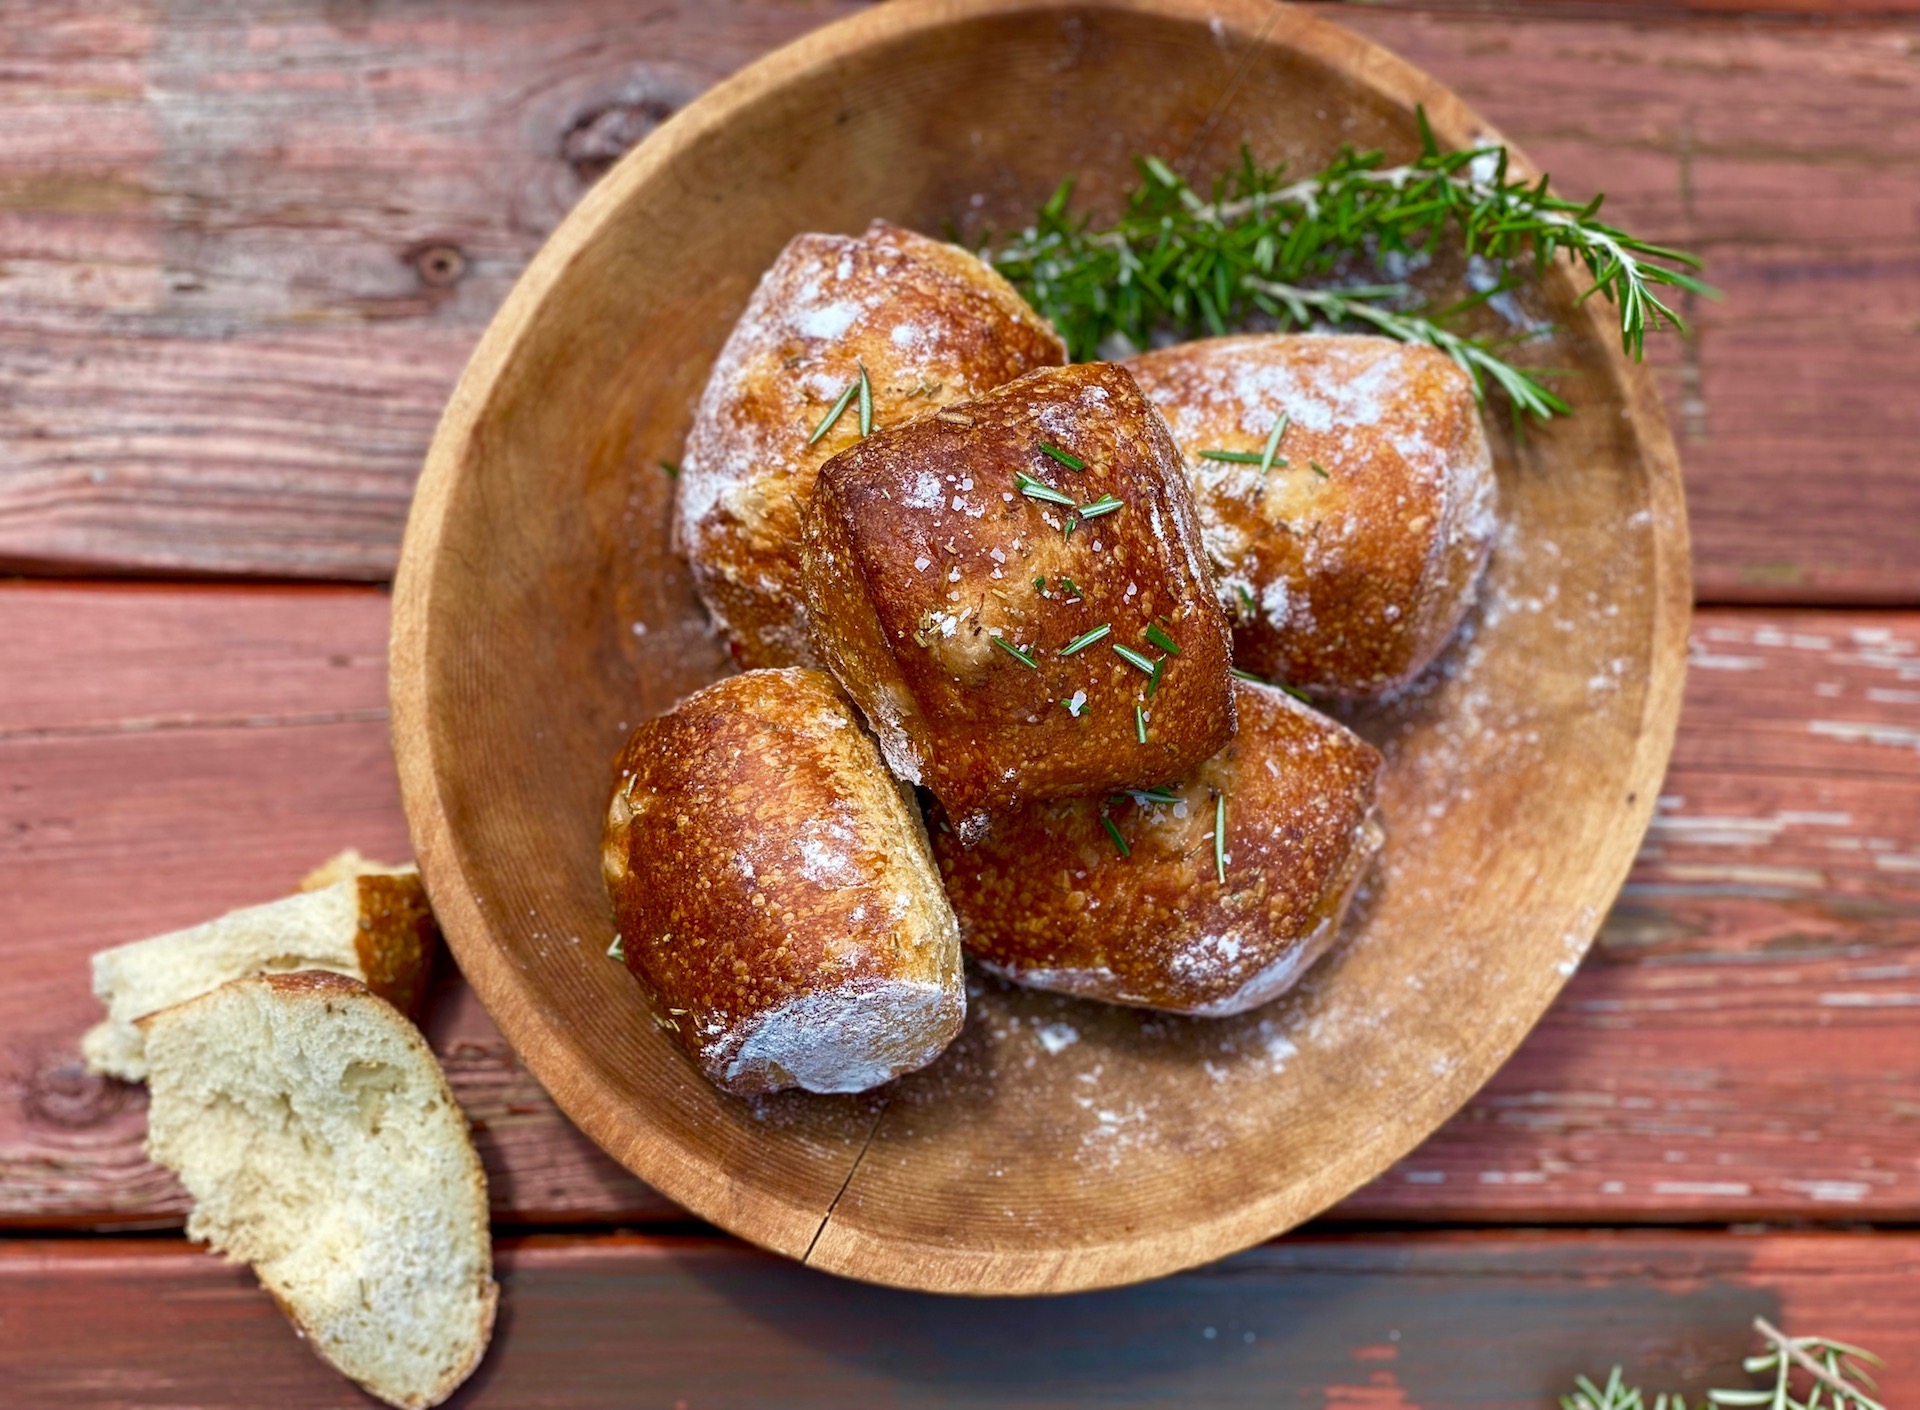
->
[938,679,1384,1016]
[601,668,964,1096]
[800,361,1236,844]
[1129,333,1496,698]
[674,221,1066,671]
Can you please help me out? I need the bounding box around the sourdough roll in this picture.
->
[938,679,1383,1015]
[676,220,1066,669]
[800,361,1236,843]
[601,668,964,1095]
[1129,334,1496,698]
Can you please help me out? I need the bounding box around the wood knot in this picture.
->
[410,242,468,288]
[561,98,679,181]
[26,1056,138,1129]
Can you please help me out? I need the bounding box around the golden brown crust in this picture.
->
[676,221,1066,670]
[601,668,963,1095]
[1128,333,1495,698]
[800,361,1237,841]
[937,680,1383,1015]
[350,873,439,1021]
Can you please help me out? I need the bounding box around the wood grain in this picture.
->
[0,1231,1914,1407]
[1,1,1915,599]
[4,585,1917,1231]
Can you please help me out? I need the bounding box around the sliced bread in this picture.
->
[142,971,496,1410]
[83,859,437,1081]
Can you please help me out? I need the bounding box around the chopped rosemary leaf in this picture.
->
[1015,471,1075,507]
[1131,788,1180,805]
[1214,793,1228,883]
[1059,576,1084,599]
[1309,460,1331,479]
[607,935,625,962]
[1101,815,1131,857]
[1135,704,1148,744]
[856,360,874,436]
[990,635,1040,669]
[1234,584,1256,613]
[1112,643,1157,675]
[1077,494,1123,520]
[1259,414,1289,476]
[1198,449,1266,464]
[1064,512,1079,538]
[1033,576,1047,592]
[1230,665,1312,701]
[1144,623,1181,656]
[1059,623,1112,656]
[1146,653,1166,697]
[658,460,680,478]
[1039,441,1086,471]
[807,378,859,445]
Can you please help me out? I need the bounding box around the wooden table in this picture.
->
[3,2,1917,1404]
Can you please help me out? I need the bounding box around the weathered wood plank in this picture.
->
[2,4,1916,597]
[2,585,1916,1226]
[0,1231,1914,1407]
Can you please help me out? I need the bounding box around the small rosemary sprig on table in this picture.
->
[1564,1319,1884,1410]
[984,114,1711,422]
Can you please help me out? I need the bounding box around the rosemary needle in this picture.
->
[1144,623,1181,656]
[1015,471,1075,508]
[1258,415,1289,476]
[1147,654,1167,697]
[606,935,625,962]
[1059,624,1112,656]
[1135,704,1148,744]
[1039,441,1086,471]
[1198,449,1266,464]
[807,378,859,446]
[658,460,680,478]
[1230,666,1312,702]
[1076,494,1123,521]
[1101,815,1131,857]
[1308,460,1330,479]
[991,636,1040,669]
[1112,643,1157,675]
[1214,793,1228,883]
[856,360,874,436]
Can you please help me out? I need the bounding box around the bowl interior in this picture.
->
[393,0,1687,1294]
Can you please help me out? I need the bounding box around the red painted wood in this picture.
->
[1,4,1915,598]
[2,585,1916,1227]
[0,1231,1913,1407]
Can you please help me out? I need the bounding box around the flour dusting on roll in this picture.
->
[676,221,1065,670]
[1130,333,1495,698]
[601,668,964,1094]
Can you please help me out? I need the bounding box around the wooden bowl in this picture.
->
[391,0,1689,1295]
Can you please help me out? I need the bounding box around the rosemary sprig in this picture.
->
[1213,792,1228,883]
[1015,471,1076,508]
[990,635,1040,669]
[1564,1320,1884,1410]
[1059,624,1112,656]
[985,121,1712,420]
[807,377,860,446]
[1039,441,1086,471]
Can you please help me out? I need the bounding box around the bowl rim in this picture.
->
[390,0,1692,1295]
